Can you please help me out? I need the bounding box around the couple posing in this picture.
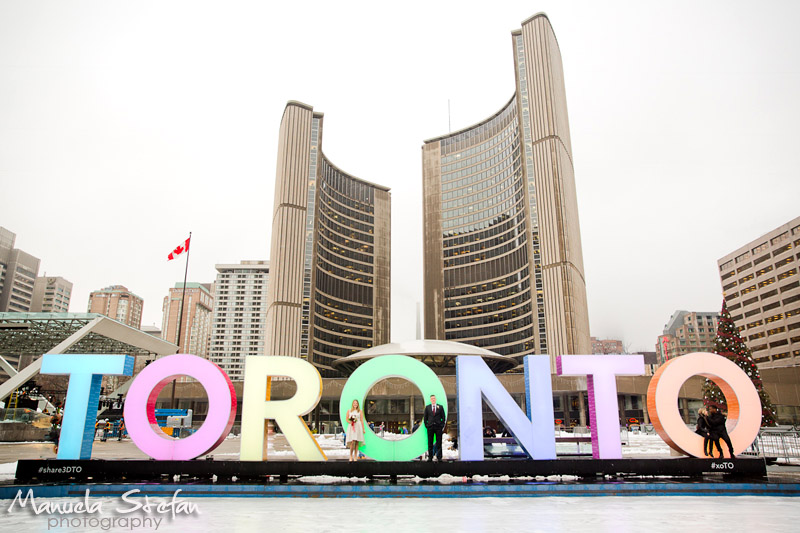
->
[696,404,735,458]
[344,394,447,462]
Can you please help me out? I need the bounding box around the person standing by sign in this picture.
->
[695,408,717,457]
[346,399,365,462]
[49,414,61,455]
[424,394,446,462]
[707,404,735,458]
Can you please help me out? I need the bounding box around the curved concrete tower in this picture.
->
[265,102,391,376]
[422,14,590,371]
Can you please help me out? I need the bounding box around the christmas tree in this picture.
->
[702,299,777,426]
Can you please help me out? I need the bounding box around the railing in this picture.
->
[743,427,800,464]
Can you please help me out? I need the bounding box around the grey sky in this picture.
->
[1,1,798,353]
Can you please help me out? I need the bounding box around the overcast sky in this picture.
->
[1,1,798,353]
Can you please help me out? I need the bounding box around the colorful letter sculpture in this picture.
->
[123,354,236,460]
[524,355,557,459]
[41,353,134,460]
[557,354,645,459]
[456,355,556,460]
[240,356,326,461]
[647,351,761,457]
[43,350,766,463]
[339,355,446,461]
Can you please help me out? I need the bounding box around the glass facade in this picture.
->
[311,156,380,375]
[300,117,320,359]
[438,98,536,358]
[423,15,592,369]
[266,102,390,372]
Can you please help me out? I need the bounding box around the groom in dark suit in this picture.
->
[424,394,446,461]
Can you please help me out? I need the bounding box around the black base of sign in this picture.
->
[14,457,766,483]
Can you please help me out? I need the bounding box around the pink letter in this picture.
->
[123,354,236,460]
[647,352,761,457]
[557,355,644,459]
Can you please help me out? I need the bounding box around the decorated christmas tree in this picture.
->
[702,299,777,426]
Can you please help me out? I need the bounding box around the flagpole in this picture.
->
[172,231,191,409]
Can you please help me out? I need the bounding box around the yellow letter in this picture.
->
[240,356,326,461]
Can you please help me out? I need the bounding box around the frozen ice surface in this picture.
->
[3,496,799,533]
[0,461,16,481]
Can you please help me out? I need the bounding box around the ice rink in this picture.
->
[3,495,799,532]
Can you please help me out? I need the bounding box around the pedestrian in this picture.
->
[49,414,61,455]
[695,408,717,457]
[101,419,111,442]
[95,419,103,440]
[707,404,735,458]
[118,419,125,441]
[424,394,446,462]
[345,399,365,462]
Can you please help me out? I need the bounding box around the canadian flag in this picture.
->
[167,237,191,261]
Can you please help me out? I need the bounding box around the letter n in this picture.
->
[456,355,555,460]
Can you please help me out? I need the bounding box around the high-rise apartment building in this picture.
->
[422,14,590,370]
[162,282,213,358]
[31,276,72,312]
[210,261,269,380]
[264,101,391,377]
[655,311,719,364]
[87,285,144,328]
[718,216,800,367]
[0,227,41,312]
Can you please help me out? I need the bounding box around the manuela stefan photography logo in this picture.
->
[6,487,200,531]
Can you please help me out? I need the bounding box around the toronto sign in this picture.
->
[40,351,761,462]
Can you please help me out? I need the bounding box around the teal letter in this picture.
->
[339,355,446,461]
[41,354,134,459]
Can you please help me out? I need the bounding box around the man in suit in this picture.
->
[424,394,446,461]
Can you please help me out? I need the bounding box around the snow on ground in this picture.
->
[2,496,799,533]
[0,461,17,481]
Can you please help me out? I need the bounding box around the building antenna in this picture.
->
[448,99,451,133]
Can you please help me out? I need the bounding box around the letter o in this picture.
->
[340,355,446,461]
[647,352,761,457]
[123,354,237,460]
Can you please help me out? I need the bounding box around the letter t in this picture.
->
[41,354,134,459]
[557,355,644,459]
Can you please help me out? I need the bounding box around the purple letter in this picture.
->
[557,355,644,459]
[124,354,236,460]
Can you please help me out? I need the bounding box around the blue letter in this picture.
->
[41,354,134,459]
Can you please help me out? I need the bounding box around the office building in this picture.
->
[161,282,213,358]
[655,311,719,364]
[210,261,269,380]
[31,276,72,313]
[0,227,41,313]
[421,14,590,370]
[87,285,144,329]
[718,216,800,367]
[264,101,391,377]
